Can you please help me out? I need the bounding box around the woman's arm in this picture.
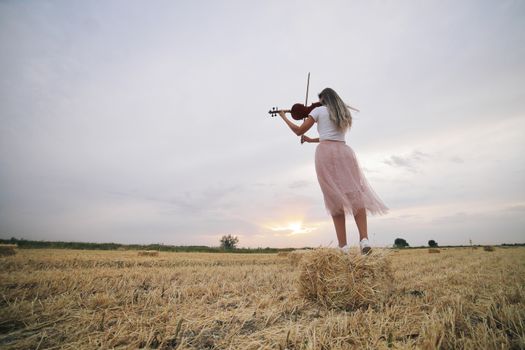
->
[278,111,315,136]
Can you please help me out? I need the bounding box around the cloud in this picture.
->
[502,204,525,213]
[449,156,464,163]
[383,150,431,172]
[252,182,276,187]
[430,211,475,224]
[288,180,311,189]
[362,167,380,174]
[106,184,243,215]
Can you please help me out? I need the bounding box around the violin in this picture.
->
[268,101,322,120]
[268,72,321,120]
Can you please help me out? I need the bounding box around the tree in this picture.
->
[394,238,409,248]
[428,240,438,247]
[220,234,239,250]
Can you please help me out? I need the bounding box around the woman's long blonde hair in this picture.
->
[318,88,355,130]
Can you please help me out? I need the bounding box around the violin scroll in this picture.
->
[268,107,279,117]
[268,107,291,117]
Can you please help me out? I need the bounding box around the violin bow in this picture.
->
[305,72,310,106]
[300,72,311,145]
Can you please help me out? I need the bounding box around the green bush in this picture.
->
[394,238,409,248]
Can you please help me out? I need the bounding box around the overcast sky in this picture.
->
[1,0,524,248]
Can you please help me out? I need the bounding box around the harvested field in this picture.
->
[0,247,524,349]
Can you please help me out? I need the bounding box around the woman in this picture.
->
[278,88,388,254]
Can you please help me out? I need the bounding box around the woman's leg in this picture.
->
[353,208,368,241]
[331,213,347,247]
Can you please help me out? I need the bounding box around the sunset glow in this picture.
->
[267,221,318,236]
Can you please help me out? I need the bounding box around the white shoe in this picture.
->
[359,238,372,255]
[338,244,350,254]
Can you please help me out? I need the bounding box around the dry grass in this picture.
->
[138,250,160,257]
[0,247,524,349]
[288,249,310,266]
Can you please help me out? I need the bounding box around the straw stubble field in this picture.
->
[0,247,524,349]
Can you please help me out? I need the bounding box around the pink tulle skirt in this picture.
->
[315,140,389,216]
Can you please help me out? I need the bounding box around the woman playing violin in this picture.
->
[278,88,388,254]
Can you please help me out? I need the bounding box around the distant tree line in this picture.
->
[0,237,294,254]
[392,238,525,248]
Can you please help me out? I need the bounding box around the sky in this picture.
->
[1,0,524,248]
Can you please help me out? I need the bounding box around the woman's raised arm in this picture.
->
[278,111,315,136]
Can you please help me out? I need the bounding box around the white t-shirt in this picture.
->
[309,106,346,141]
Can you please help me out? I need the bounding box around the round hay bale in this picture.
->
[137,250,159,257]
[297,248,393,310]
[288,249,310,266]
[428,248,441,253]
[483,246,495,252]
[0,244,17,257]
[277,251,289,257]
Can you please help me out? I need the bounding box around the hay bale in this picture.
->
[0,244,17,257]
[428,248,441,253]
[137,250,159,257]
[277,251,289,257]
[483,246,495,252]
[297,248,393,310]
[288,249,310,266]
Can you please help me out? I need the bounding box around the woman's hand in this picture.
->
[301,135,312,143]
[278,110,287,118]
[301,135,319,144]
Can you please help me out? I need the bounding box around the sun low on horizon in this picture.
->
[267,220,319,236]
